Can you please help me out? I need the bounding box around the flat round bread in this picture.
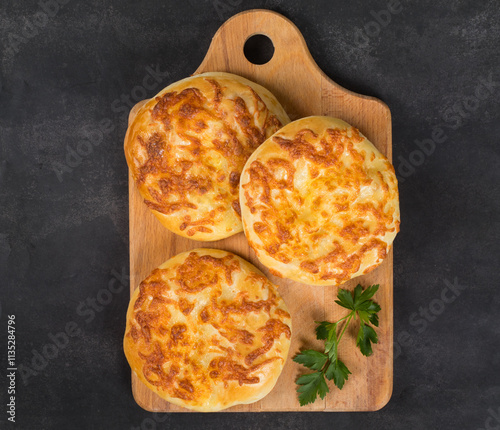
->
[124,72,290,241]
[123,248,292,412]
[240,116,400,286]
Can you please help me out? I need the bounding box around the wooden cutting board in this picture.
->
[128,9,393,412]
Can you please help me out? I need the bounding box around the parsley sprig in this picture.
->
[293,284,381,406]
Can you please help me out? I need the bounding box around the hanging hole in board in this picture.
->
[243,34,274,65]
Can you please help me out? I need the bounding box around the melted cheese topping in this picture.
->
[123,249,291,412]
[124,72,290,241]
[240,116,400,286]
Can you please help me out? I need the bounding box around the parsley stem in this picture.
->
[335,314,350,323]
[337,312,354,344]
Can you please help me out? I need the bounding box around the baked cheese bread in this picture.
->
[124,72,290,241]
[240,116,400,286]
[123,248,291,411]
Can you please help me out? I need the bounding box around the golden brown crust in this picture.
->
[123,249,291,412]
[124,72,290,241]
[240,116,400,286]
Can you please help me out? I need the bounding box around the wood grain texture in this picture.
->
[128,9,393,412]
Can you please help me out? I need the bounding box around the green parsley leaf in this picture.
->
[293,350,328,371]
[357,310,371,324]
[354,284,379,306]
[315,321,334,340]
[335,288,355,310]
[357,307,380,327]
[325,358,351,389]
[355,300,381,313]
[368,312,379,327]
[356,321,379,356]
[352,284,364,303]
[296,371,329,406]
[314,321,338,359]
[325,326,338,358]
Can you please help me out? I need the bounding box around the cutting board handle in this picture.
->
[195,9,319,75]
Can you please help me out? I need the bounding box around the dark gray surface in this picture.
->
[1,0,499,429]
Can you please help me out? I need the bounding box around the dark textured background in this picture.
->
[1,0,499,429]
